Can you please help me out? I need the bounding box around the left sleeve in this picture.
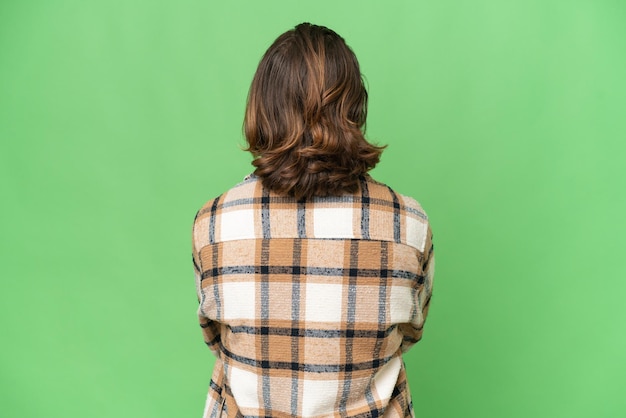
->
[400,223,435,353]
[192,212,221,357]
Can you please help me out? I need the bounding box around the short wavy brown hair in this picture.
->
[244,22,385,200]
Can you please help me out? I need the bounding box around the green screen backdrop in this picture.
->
[1,1,625,417]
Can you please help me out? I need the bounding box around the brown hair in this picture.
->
[244,22,385,200]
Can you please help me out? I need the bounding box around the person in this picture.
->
[191,22,435,418]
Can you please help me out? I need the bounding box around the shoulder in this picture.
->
[194,174,260,218]
[364,176,432,252]
[364,176,429,221]
[192,174,261,246]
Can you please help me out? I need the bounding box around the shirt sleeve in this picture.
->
[400,223,435,353]
[192,213,221,357]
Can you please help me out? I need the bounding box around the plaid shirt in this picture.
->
[192,174,435,417]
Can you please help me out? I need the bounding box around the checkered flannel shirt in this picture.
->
[192,174,435,417]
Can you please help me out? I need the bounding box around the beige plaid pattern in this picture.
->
[192,174,435,417]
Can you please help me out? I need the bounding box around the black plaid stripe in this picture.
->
[200,264,419,281]
[290,238,302,415]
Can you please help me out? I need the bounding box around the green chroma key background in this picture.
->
[1,1,624,417]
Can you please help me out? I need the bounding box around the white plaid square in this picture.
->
[389,284,414,324]
[302,378,339,417]
[312,207,354,238]
[305,283,343,323]
[405,216,428,251]
[220,209,255,241]
[373,356,401,400]
[222,282,256,320]
[229,365,260,408]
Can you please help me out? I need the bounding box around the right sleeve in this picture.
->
[400,223,435,353]
[192,212,221,357]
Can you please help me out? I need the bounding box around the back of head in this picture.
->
[244,22,385,200]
